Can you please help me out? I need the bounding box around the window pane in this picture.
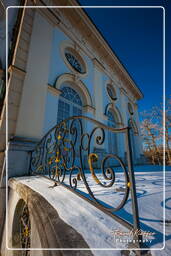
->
[107,110,117,154]
[57,100,70,123]
[60,86,82,106]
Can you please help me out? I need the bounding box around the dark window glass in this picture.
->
[107,84,117,101]
[65,52,84,74]
[60,86,82,106]
[128,103,134,115]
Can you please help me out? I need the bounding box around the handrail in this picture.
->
[32,115,128,151]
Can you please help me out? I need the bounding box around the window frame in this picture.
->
[57,86,83,124]
[106,84,117,101]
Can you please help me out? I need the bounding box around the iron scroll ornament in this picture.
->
[20,203,31,254]
[30,116,131,213]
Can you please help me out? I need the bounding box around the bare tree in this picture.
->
[140,96,171,165]
[151,97,171,164]
[141,115,161,165]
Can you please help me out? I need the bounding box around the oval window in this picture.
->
[64,48,86,74]
[107,84,117,101]
[128,102,134,115]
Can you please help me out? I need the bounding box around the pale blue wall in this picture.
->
[102,74,109,112]
[43,92,58,134]
[48,26,94,100]
[47,26,125,127]
[101,73,123,123]
[44,26,96,134]
[80,55,94,96]
[48,28,69,86]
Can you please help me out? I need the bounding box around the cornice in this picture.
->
[120,87,128,96]
[66,0,143,100]
[83,105,95,114]
[36,1,61,26]
[92,58,105,72]
[35,0,143,100]
[120,87,136,104]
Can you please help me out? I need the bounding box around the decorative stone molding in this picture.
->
[54,73,93,107]
[120,87,136,106]
[60,40,88,78]
[104,103,124,126]
[106,83,117,102]
[82,105,95,115]
[55,0,143,100]
[35,0,143,100]
[102,114,108,121]
[104,103,113,115]
[92,58,105,72]
[48,85,62,96]
[120,87,128,96]
[37,5,61,27]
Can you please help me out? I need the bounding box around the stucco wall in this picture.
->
[12,8,143,164]
[15,11,53,139]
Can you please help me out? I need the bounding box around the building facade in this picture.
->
[0,0,146,177]
[0,0,145,178]
[0,0,146,253]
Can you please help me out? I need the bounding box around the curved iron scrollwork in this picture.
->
[20,203,31,254]
[30,116,131,213]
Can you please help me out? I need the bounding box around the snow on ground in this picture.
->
[12,165,171,255]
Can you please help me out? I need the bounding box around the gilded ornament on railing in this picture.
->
[29,116,142,246]
[30,116,132,213]
[20,203,31,254]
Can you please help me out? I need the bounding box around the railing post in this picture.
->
[126,127,142,251]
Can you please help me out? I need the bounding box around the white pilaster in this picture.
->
[134,104,143,156]
[15,12,53,139]
[93,60,104,122]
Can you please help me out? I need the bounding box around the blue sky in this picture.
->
[78,0,170,114]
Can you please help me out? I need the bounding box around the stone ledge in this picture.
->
[7,175,130,254]
[8,178,93,255]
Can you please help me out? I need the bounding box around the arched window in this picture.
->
[107,110,117,154]
[57,85,82,123]
[57,85,83,163]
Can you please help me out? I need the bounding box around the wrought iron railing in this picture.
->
[29,115,142,247]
